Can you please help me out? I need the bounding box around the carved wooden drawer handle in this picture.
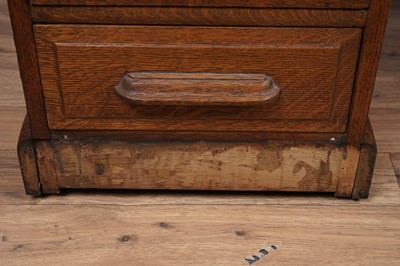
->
[115,72,281,106]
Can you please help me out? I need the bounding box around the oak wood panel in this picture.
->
[7,0,49,139]
[34,25,361,133]
[31,7,367,27]
[30,0,370,9]
[346,0,392,144]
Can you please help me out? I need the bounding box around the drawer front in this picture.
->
[34,25,361,132]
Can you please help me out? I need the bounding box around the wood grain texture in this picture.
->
[30,0,370,9]
[115,72,281,106]
[33,153,400,207]
[334,146,360,197]
[0,149,36,205]
[17,116,41,196]
[0,0,12,35]
[34,25,361,133]
[7,0,49,139]
[389,153,400,187]
[2,4,399,265]
[33,137,361,195]
[0,106,26,150]
[1,204,399,265]
[35,141,59,194]
[370,109,400,153]
[0,35,19,71]
[31,6,367,27]
[352,120,377,199]
[346,0,392,144]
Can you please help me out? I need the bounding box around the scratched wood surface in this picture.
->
[1,1,400,265]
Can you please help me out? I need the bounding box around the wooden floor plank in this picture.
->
[0,0,12,35]
[0,106,26,150]
[0,69,24,106]
[0,149,35,205]
[370,109,400,153]
[0,35,19,71]
[0,204,399,265]
[370,71,400,110]
[389,153,400,187]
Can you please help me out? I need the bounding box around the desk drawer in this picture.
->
[34,25,361,132]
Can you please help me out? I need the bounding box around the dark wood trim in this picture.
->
[30,0,370,9]
[352,119,377,200]
[31,6,367,27]
[8,0,49,139]
[17,116,41,196]
[346,0,391,145]
[50,130,346,143]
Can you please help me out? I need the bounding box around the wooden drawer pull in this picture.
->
[114,72,281,106]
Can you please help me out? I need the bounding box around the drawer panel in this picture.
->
[34,25,361,133]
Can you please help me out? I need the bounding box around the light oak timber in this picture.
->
[0,35,19,71]
[30,0,370,9]
[370,109,400,153]
[34,153,400,207]
[335,146,360,198]
[33,137,362,195]
[31,7,367,27]
[0,204,399,265]
[371,71,400,110]
[0,106,26,150]
[0,70,24,107]
[0,0,12,35]
[0,148,36,205]
[35,141,59,194]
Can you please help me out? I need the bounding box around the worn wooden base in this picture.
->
[17,117,377,199]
